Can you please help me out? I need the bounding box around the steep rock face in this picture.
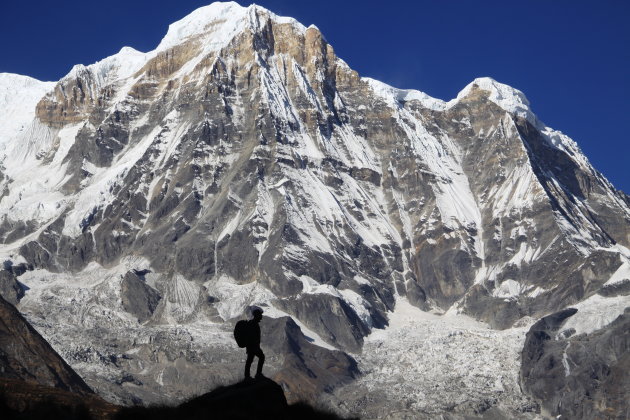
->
[521,307,630,419]
[0,295,93,395]
[0,270,22,304]
[0,1,629,408]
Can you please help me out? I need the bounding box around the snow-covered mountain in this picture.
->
[1,2,628,417]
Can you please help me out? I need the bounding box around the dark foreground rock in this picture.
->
[115,377,357,420]
[0,376,357,420]
[520,307,630,419]
[0,378,117,420]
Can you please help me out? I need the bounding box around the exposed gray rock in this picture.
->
[276,294,369,353]
[0,219,38,244]
[120,270,161,322]
[520,307,630,419]
[259,315,358,403]
[598,279,630,297]
[0,270,24,305]
[0,261,32,305]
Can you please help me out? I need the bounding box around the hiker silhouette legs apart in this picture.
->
[255,349,265,376]
[244,351,254,378]
[245,346,265,378]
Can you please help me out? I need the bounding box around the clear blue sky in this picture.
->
[2,1,628,192]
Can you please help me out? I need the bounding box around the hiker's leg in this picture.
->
[245,351,255,378]
[255,348,265,376]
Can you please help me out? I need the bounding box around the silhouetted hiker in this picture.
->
[240,308,265,380]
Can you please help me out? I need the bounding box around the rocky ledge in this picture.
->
[0,377,357,420]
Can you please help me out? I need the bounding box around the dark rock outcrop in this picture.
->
[120,270,161,322]
[0,376,355,420]
[520,307,630,419]
[0,261,31,305]
[115,377,357,420]
[0,270,24,305]
[275,295,369,353]
[598,278,630,298]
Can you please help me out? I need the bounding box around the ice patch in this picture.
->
[561,294,630,336]
[338,288,373,328]
[160,275,202,323]
[205,275,275,321]
[493,279,525,299]
[0,73,55,151]
[604,260,630,286]
[561,342,573,376]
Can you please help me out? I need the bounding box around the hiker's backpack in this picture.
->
[233,320,251,348]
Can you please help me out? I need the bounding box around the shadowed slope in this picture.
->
[0,378,117,420]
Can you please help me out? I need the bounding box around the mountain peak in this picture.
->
[364,75,538,121]
[454,77,536,123]
[155,2,245,52]
[61,44,149,90]
[155,2,306,53]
